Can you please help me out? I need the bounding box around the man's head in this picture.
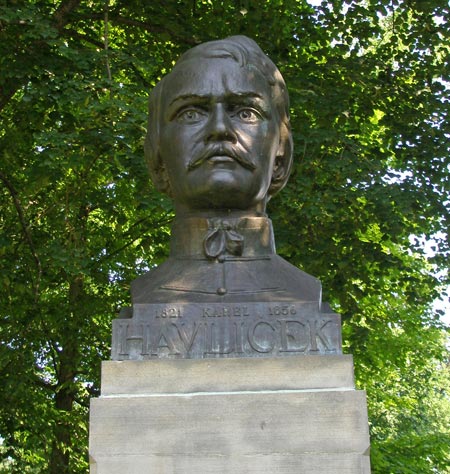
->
[144,35,293,214]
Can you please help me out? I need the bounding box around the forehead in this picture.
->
[162,58,273,105]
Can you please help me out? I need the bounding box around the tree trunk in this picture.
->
[49,276,83,474]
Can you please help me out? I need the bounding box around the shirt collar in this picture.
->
[170,216,276,259]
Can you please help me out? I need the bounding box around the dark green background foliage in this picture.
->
[0,1,448,472]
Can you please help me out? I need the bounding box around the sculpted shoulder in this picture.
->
[131,254,321,304]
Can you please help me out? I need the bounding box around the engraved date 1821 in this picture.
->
[155,307,182,318]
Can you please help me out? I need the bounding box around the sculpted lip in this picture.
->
[208,155,235,164]
[188,148,256,171]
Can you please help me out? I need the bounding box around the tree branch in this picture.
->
[95,214,173,265]
[54,0,82,32]
[0,0,82,113]
[76,12,199,45]
[0,170,42,299]
[104,1,112,83]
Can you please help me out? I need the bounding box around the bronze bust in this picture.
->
[132,36,321,304]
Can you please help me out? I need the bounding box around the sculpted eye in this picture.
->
[235,108,260,122]
[176,108,206,124]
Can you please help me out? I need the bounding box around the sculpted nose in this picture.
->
[204,105,237,143]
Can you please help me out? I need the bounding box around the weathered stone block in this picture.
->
[100,355,355,395]
[90,356,370,473]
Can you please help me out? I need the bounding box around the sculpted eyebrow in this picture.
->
[228,93,270,115]
[169,94,210,107]
[227,92,264,100]
[169,92,265,107]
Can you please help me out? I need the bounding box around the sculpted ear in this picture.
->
[144,134,172,197]
[269,123,293,198]
[151,157,172,197]
[144,81,173,197]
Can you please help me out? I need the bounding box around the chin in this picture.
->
[196,194,250,210]
[190,189,256,210]
[178,172,268,211]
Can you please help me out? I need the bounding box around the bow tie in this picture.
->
[203,219,244,259]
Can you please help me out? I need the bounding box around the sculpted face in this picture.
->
[158,58,284,214]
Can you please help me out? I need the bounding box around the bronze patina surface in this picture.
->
[112,36,341,359]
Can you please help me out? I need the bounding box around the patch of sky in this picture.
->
[410,232,449,326]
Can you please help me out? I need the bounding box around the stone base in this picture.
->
[89,356,370,473]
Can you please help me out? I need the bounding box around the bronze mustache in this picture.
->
[187,146,256,171]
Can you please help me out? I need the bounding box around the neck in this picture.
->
[174,200,268,219]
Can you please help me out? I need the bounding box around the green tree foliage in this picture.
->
[0,1,448,472]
